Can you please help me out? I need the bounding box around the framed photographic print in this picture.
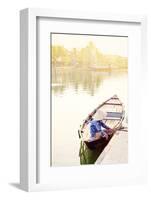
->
[20,8,147,191]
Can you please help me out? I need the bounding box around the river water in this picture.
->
[51,68,128,166]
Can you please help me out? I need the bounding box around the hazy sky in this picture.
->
[51,33,128,57]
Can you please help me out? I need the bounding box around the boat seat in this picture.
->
[106,112,123,118]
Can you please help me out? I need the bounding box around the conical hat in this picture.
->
[93,109,107,120]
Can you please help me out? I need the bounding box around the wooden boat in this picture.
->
[78,95,125,149]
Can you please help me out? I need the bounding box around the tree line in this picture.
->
[51,42,128,69]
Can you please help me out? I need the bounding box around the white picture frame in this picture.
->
[20,8,147,191]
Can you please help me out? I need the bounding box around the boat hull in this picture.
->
[79,95,124,149]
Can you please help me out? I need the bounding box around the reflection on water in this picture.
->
[52,67,127,166]
[52,68,126,96]
[79,136,113,164]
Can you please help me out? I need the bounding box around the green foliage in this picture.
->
[51,42,128,69]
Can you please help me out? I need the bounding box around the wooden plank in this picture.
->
[111,97,119,100]
[105,118,121,120]
[105,103,122,106]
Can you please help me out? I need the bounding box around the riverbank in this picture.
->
[52,66,128,71]
[95,130,128,164]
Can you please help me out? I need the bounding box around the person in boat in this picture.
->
[89,109,112,141]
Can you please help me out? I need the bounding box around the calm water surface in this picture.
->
[51,68,127,166]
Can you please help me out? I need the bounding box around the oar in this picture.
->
[119,126,128,132]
